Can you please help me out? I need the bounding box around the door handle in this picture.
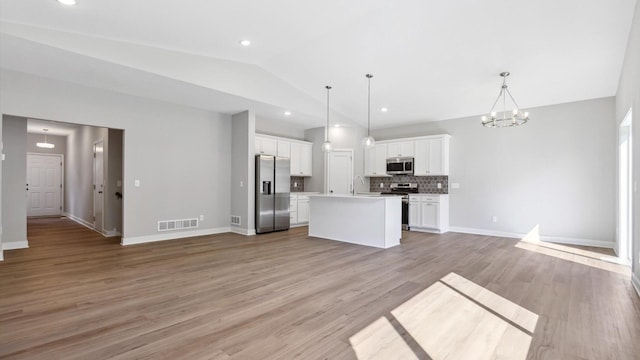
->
[98,191,103,194]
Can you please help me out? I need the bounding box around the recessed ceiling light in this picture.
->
[380,107,388,112]
[284,111,291,116]
[239,40,251,47]
[57,0,76,5]
[334,124,341,128]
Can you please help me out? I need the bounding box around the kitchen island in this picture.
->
[308,194,402,249]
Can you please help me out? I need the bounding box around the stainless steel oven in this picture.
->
[383,183,418,230]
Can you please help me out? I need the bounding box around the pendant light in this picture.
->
[36,129,55,149]
[321,85,333,153]
[361,74,376,148]
[481,72,530,128]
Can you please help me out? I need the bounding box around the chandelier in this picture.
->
[481,72,529,128]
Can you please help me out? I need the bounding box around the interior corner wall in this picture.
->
[1,115,27,248]
[230,110,255,234]
[0,69,232,242]
[304,127,326,193]
[0,112,3,258]
[65,125,108,225]
[105,129,123,234]
[372,97,616,245]
[616,0,640,282]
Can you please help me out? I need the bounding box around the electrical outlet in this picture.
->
[134,179,141,187]
[380,183,384,188]
[240,181,244,187]
[492,216,498,223]
[294,182,298,187]
[199,215,204,221]
[437,182,442,189]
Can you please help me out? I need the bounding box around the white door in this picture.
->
[93,140,105,232]
[27,154,62,217]
[619,109,633,264]
[327,150,353,195]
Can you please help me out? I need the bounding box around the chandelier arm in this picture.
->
[504,88,523,115]
[488,88,504,116]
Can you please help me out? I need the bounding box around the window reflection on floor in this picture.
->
[517,225,630,276]
[349,273,538,360]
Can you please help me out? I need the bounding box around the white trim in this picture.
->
[121,227,231,246]
[64,212,97,231]
[103,229,122,237]
[632,273,640,299]
[230,227,256,236]
[0,249,3,261]
[448,226,614,249]
[93,139,105,234]
[3,240,29,250]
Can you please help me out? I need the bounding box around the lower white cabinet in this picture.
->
[290,193,316,226]
[408,194,449,233]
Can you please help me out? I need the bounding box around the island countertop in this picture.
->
[308,194,402,249]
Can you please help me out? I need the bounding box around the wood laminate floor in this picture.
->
[1,218,639,359]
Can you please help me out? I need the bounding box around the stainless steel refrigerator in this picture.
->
[255,155,290,234]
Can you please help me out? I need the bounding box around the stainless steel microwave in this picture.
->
[386,157,414,175]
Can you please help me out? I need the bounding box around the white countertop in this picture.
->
[310,194,402,200]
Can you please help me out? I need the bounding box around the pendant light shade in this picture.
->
[36,129,55,149]
[361,74,376,149]
[322,85,333,153]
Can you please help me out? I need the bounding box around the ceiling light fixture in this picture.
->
[239,40,251,46]
[36,129,55,149]
[481,72,529,128]
[361,74,376,148]
[380,107,388,112]
[284,111,291,116]
[57,0,76,5]
[321,86,333,153]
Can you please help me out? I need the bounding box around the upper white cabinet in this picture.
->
[414,135,450,176]
[364,143,388,176]
[364,134,450,176]
[255,137,277,155]
[387,141,414,158]
[290,141,313,176]
[256,134,313,176]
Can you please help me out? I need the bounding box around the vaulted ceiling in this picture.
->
[0,0,636,130]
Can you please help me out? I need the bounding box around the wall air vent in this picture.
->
[231,215,241,225]
[157,218,199,232]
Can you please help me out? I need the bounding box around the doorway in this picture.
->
[327,150,353,195]
[619,109,633,265]
[26,153,63,217]
[93,140,105,233]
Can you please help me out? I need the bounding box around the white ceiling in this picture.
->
[0,0,636,130]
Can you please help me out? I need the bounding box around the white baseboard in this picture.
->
[632,273,640,299]
[448,226,614,249]
[64,212,96,231]
[2,240,29,250]
[230,227,256,236]
[103,229,122,237]
[121,227,231,246]
[0,250,3,261]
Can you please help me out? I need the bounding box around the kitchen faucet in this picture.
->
[353,175,365,195]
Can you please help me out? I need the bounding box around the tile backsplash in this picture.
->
[291,176,305,192]
[370,175,449,194]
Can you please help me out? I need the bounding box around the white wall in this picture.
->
[0,69,232,244]
[230,110,255,235]
[373,97,616,246]
[1,116,27,249]
[616,1,640,289]
[26,133,67,154]
[65,125,108,226]
[255,116,306,140]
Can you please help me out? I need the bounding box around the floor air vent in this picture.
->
[158,218,198,232]
[231,215,241,225]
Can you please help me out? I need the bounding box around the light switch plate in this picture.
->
[134,179,140,187]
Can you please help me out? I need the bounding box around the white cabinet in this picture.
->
[413,135,450,176]
[290,142,312,176]
[408,194,449,233]
[387,141,414,158]
[290,193,315,226]
[255,137,277,155]
[277,140,290,158]
[256,134,312,177]
[364,143,389,177]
